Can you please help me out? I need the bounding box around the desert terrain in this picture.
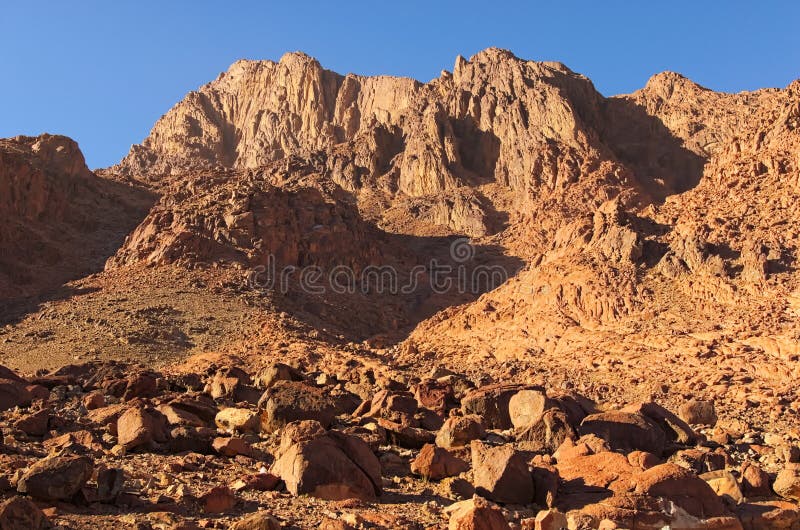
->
[1,49,799,529]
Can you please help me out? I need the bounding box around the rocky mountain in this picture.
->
[0,49,799,529]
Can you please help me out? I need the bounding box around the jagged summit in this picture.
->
[643,70,708,93]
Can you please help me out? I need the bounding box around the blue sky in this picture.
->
[1,1,798,168]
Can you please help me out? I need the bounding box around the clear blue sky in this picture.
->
[2,1,798,168]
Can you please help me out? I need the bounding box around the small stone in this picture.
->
[229,511,281,530]
[200,486,236,513]
[679,400,718,426]
[213,436,253,457]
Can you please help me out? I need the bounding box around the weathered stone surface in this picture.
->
[462,384,530,429]
[410,443,469,481]
[216,407,259,433]
[377,418,435,449]
[212,436,253,457]
[258,381,337,433]
[445,497,511,530]
[740,461,772,498]
[200,485,237,513]
[508,389,553,430]
[255,363,304,389]
[229,512,281,530]
[680,399,718,426]
[737,501,800,530]
[13,408,50,436]
[271,420,381,501]
[634,463,727,518]
[700,470,744,504]
[622,401,699,445]
[0,496,51,530]
[773,468,800,502]
[17,455,93,501]
[580,411,667,455]
[471,440,534,505]
[117,405,169,450]
[0,379,32,411]
[516,408,576,454]
[436,415,486,449]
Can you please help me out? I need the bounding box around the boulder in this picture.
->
[773,468,800,501]
[462,384,533,429]
[445,497,511,530]
[531,464,559,508]
[508,389,554,430]
[206,367,259,403]
[623,401,699,445]
[121,372,160,401]
[360,390,418,425]
[680,399,718,426]
[157,403,206,427]
[414,379,457,413]
[0,496,51,529]
[0,378,32,411]
[411,444,469,481]
[271,420,381,501]
[471,441,534,504]
[164,395,219,424]
[96,467,125,502]
[634,463,727,518]
[82,391,105,410]
[168,426,215,454]
[377,418,435,449]
[230,512,281,530]
[117,405,169,450]
[737,501,800,530]
[516,408,576,454]
[17,455,93,501]
[200,485,237,513]
[529,509,567,530]
[580,411,666,455]
[213,436,253,457]
[255,362,304,389]
[740,462,771,498]
[43,429,104,455]
[437,415,486,449]
[700,470,744,504]
[13,408,50,436]
[258,381,337,433]
[216,407,259,433]
[231,473,280,492]
[556,449,638,495]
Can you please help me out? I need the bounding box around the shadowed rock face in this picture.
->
[0,134,154,302]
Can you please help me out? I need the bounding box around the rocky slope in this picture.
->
[0,49,799,529]
[0,134,153,304]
